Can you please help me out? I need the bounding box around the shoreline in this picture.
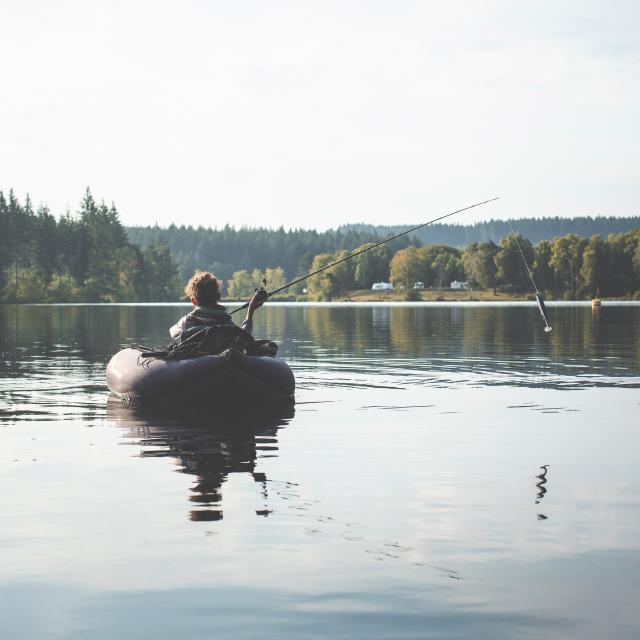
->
[269,289,634,304]
[1,289,636,306]
[3,298,639,307]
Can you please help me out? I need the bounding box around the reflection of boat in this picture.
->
[106,347,295,405]
[106,397,295,521]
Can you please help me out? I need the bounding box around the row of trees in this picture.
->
[2,187,639,302]
[289,230,640,300]
[226,267,287,298]
[341,215,640,247]
[460,231,640,298]
[226,245,395,300]
[0,189,181,302]
[127,223,412,284]
[223,245,397,300]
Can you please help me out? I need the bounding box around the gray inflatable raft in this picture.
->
[107,347,295,405]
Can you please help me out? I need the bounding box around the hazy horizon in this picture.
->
[124,212,640,232]
[2,1,639,230]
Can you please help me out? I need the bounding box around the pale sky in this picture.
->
[1,0,639,230]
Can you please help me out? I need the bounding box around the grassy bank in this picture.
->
[258,289,628,303]
[261,289,536,302]
[334,289,536,302]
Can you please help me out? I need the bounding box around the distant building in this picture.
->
[413,282,424,289]
[372,282,394,291]
[450,280,469,290]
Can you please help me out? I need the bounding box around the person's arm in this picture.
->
[242,290,266,335]
[169,316,187,339]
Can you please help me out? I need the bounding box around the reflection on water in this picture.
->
[536,465,550,504]
[1,303,638,398]
[535,465,550,521]
[1,303,640,640]
[107,399,294,521]
[299,304,640,389]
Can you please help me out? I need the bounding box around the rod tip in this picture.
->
[544,326,553,333]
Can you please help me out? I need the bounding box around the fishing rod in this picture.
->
[230,196,500,315]
[507,220,552,333]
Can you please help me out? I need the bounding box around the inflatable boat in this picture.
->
[107,347,295,405]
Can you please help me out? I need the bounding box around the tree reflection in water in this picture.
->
[107,398,295,521]
[2,304,638,389]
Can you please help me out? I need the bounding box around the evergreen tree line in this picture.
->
[298,231,640,300]
[340,215,640,248]
[126,224,414,285]
[0,189,181,302]
[2,187,639,302]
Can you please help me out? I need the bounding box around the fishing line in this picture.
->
[507,220,553,333]
[230,196,500,315]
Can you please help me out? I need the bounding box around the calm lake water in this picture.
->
[1,302,639,640]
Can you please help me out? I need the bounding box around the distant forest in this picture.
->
[339,216,640,248]
[1,187,639,302]
[126,225,413,284]
[0,188,180,302]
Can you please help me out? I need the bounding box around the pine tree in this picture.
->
[0,191,9,293]
[7,190,22,291]
[143,240,181,301]
[34,205,59,287]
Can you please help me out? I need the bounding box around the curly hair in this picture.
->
[184,271,221,305]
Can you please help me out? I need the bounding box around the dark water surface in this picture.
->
[1,302,639,639]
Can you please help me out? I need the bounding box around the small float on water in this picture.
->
[107,347,295,406]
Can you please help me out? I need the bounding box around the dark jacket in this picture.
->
[169,304,252,340]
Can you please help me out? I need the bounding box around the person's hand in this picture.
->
[248,289,267,313]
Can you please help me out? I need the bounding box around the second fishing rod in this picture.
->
[230,196,500,315]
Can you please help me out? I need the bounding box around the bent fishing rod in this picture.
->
[230,197,499,315]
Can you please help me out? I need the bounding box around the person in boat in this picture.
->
[170,271,266,342]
